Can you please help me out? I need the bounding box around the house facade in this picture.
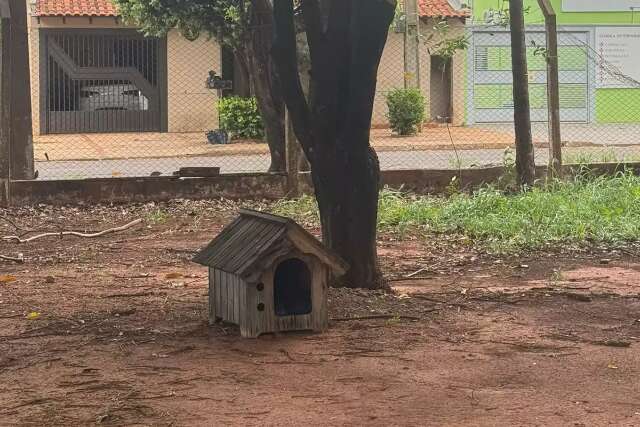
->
[467,0,640,124]
[28,0,470,136]
[373,0,469,126]
[29,0,221,136]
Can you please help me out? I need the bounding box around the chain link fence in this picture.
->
[20,12,640,182]
[29,19,270,181]
[374,19,640,173]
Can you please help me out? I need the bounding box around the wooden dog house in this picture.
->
[193,210,348,338]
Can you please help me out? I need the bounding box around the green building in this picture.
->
[466,0,640,124]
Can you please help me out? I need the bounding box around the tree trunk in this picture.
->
[509,0,536,187]
[313,145,382,287]
[245,0,286,173]
[9,0,34,180]
[273,0,396,289]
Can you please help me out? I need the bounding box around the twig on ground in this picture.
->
[103,291,155,299]
[405,268,431,278]
[2,219,143,244]
[331,314,423,322]
[0,254,24,263]
[412,294,469,308]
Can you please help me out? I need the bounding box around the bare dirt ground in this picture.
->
[1,200,639,426]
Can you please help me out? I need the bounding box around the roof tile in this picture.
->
[35,0,118,17]
[35,0,469,20]
[419,0,470,18]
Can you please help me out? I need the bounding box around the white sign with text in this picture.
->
[595,27,640,88]
[563,0,640,12]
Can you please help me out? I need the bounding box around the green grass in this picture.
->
[273,172,640,254]
[145,208,169,225]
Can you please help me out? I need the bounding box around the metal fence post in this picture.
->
[285,109,301,197]
[538,0,562,178]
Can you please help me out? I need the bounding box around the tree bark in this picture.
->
[1,17,12,203]
[509,0,536,187]
[9,0,34,180]
[273,0,396,288]
[312,145,382,288]
[245,0,286,173]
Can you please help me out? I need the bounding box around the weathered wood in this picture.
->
[537,0,562,178]
[174,167,221,178]
[193,209,347,278]
[195,212,333,338]
[209,268,217,325]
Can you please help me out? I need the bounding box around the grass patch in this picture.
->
[145,208,170,225]
[273,172,640,253]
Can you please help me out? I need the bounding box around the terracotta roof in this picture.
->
[35,0,118,17]
[419,0,470,18]
[34,0,468,19]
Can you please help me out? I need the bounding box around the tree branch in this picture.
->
[272,0,314,154]
[301,0,324,66]
[3,219,142,243]
[0,254,24,263]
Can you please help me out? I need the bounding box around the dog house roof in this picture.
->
[193,209,348,279]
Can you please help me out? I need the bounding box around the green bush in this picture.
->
[385,88,426,136]
[217,96,264,140]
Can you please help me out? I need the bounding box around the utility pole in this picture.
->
[537,0,562,178]
[8,0,34,180]
[509,0,536,187]
[404,0,421,89]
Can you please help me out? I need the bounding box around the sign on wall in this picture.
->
[595,27,640,88]
[563,0,640,12]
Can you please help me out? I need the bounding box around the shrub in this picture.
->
[217,96,264,140]
[385,88,426,136]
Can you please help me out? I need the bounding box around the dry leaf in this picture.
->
[0,275,17,283]
[26,311,41,320]
[165,272,183,279]
[607,363,619,370]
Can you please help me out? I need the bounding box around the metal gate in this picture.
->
[40,29,166,134]
[469,29,590,123]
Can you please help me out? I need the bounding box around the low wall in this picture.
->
[4,163,640,206]
[7,173,288,206]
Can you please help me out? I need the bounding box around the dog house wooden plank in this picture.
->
[193,209,347,338]
[208,268,216,324]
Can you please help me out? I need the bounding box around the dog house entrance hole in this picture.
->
[274,258,312,316]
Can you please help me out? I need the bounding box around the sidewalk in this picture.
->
[33,126,516,162]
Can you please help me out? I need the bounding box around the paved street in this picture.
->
[35,144,640,180]
[31,123,640,180]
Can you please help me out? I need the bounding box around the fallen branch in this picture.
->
[0,254,24,263]
[331,314,423,322]
[103,291,156,298]
[3,219,143,244]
